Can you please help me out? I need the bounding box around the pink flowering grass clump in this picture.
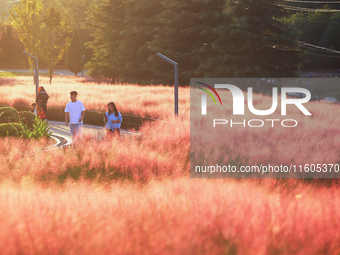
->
[191,88,340,177]
[2,76,340,254]
[0,118,190,183]
[0,178,340,255]
[0,137,55,180]
[0,76,190,120]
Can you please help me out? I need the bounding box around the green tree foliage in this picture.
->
[285,0,340,10]
[49,0,93,29]
[10,0,44,71]
[85,0,127,81]
[86,0,305,85]
[208,0,305,78]
[0,25,27,66]
[39,7,72,84]
[147,0,227,85]
[86,0,163,83]
[288,8,330,45]
[86,0,226,85]
[66,30,84,76]
[115,0,163,84]
[46,0,94,66]
[321,13,340,52]
[286,8,340,69]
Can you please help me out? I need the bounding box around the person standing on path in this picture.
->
[104,102,122,138]
[31,103,37,116]
[64,91,86,141]
[36,86,49,118]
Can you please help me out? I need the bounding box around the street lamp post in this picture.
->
[308,72,313,91]
[23,51,39,95]
[157,53,178,116]
[298,66,301,97]
[82,54,85,76]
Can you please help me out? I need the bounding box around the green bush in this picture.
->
[31,115,52,139]
[11,123,23,133]
[18,111,36,130]
[20,115,52,140]
[0,123,19,137]
[0,107,19,124]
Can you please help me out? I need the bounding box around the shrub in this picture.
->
[0,123,19,137]
[31,115,52,139]
[11,123,23,133]
[20,115,52,140]
[0,107,19,124]
[18,111,36,130]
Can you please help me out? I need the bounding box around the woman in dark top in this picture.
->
[36,86,49,117]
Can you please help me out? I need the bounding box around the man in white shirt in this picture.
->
[64,91,86,141]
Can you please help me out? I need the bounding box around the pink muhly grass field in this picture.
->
[191,88,340,172]
[0,119,190,182]
[2,77,340,254]
[0,76,190,120]
[0,179,340,255]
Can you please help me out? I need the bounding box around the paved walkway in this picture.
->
[48,121,138,142]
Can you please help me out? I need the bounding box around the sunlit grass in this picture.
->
[1,76,340,254]
[0,178,339,254]
[0,76,190,120]
[0,72,19,78]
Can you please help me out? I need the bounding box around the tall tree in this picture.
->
[66,30,83,76]
[113,0,163,84]
[10,0,44,71]
[85,0,127,81]
[51,0,94,66]
[0,25,26,66]
[0,13,5,34]
[321,13,340,51]
[50,0,93,29]
[283,6,338,70]
[39,7,71,84]
[288,7,331,46]
[147,0,227,85]
[207,0,305,78]
[86,0,163,83]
